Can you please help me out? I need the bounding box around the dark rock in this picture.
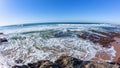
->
[21,65,29,68]
[27,60,60,68]
[15,59,23,64]
[28,63,38,68]
[12,55,120,68]
[12,65,28,68]
[37,60,60,68]
[12,65,22,68]
[0,32,3,35]
[55,55,86,68]
[0,38,8,43]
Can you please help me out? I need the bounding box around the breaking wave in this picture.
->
[0,23,117,68]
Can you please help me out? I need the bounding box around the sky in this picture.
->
[0,0,120,26]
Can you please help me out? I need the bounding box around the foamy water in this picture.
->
[0,23,117,68]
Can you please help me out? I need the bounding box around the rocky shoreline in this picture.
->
[0,28,120,68]
[12,55,120,68]
[77,30,120,61]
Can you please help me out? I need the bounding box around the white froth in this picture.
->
[0,23,113,34]
[0,24,117,68]
[0,36,103,68]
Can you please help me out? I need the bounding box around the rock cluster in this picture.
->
[12,55,120,68]
[12,60,60,68]
[77,30,120,48]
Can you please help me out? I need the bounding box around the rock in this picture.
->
[0,38,8,43]
[28,63,38,68]
[12,65,29,68]
[0,32,3,35]
[55,55,86,68]
[12,55,120,68]
[116,57,120,65]
[38,60,54,68]
[77,30,120,48]
[27,60,60,68]
[15,59,23,64]
[12,65,23,68]
[21,65,29,68]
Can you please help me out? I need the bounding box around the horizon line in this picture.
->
[0,21,110,27]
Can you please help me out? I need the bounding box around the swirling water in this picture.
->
[0,23,118,68]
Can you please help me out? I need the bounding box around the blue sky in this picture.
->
[0,0,120,26]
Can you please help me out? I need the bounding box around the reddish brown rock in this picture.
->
[77,30,120,48]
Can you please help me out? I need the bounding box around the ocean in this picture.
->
[0,22,119,68]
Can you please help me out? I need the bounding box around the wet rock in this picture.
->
[27,60,60,68]
[12,65,23,68]
[15,59,23,64]
[12,55,120,68]
[116,57,120,65]
[28,63,38,68]
[0,32,3,34]
[0,38,8,43]
[77,30,120,48]
[38,60,54,68]
[55,55,86,68]
[21,65,29,68]
[12,65,29,68]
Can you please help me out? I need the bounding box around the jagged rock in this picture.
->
[12,55,120,68]
[55,55,88,68]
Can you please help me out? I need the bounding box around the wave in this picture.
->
[0,23,118,68]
